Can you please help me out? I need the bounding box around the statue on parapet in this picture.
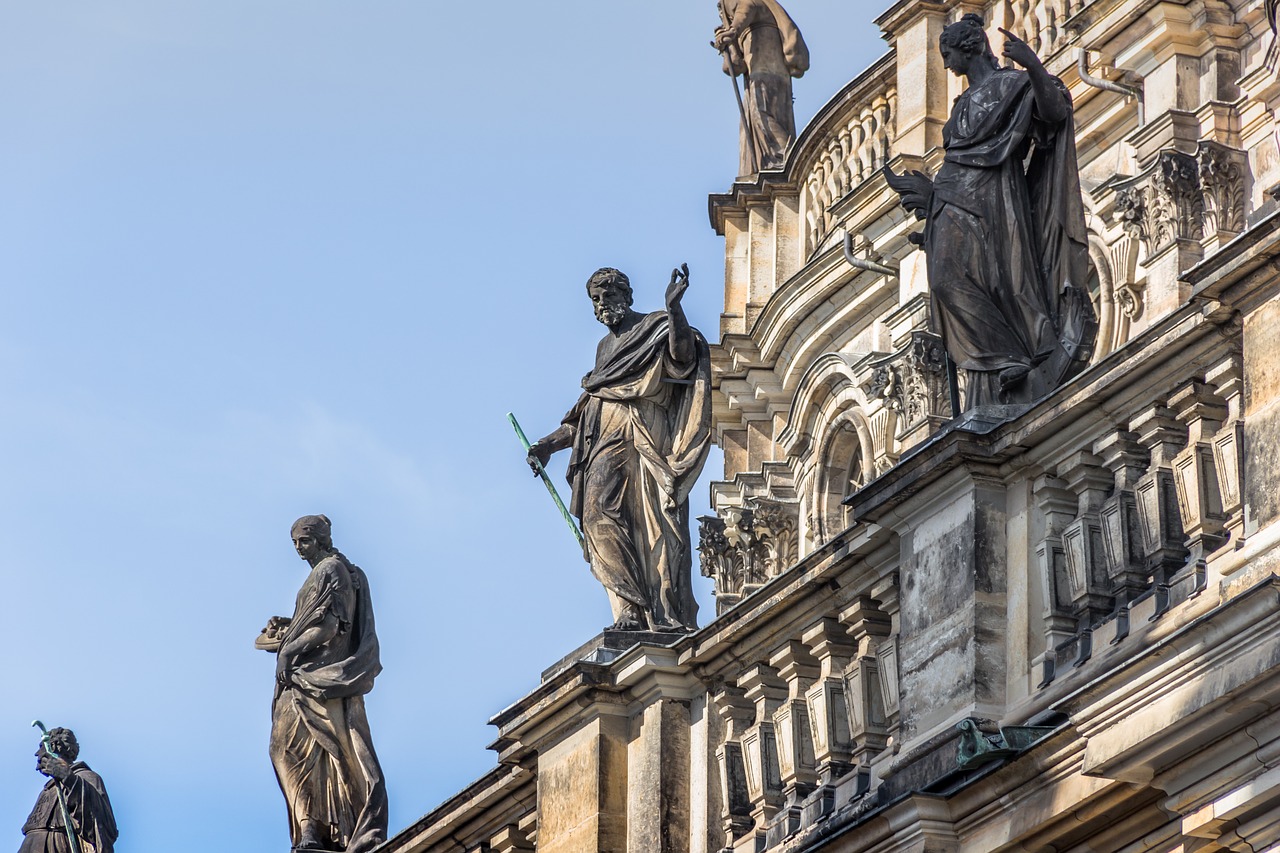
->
[885,15,1096,412]
[712,0,809,175]
[20,726,117,853]
[258,514,388,853]
[527,265,712,634]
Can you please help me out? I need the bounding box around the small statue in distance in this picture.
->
[259,515,388,853]
[885,14,1096,411]
[712,0,809,175]
[527,265,712,634]
[20,727,118,853]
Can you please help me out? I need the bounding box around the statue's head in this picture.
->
[38,728,79,763]
[586,268,634,328]
[291,515,334,563]
[939,13,998,76]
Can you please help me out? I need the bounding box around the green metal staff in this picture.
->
[508,412,585,548]
[31,720,80,853]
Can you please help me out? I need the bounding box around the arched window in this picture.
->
[813,414,872,544]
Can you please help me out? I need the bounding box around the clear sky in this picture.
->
[0,3,885,850]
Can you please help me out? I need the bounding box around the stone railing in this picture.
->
[988,0,1094,58]
[1031,347,1245,685]
[795,55,897,258]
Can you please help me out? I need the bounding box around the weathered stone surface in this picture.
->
[537,715,629,853]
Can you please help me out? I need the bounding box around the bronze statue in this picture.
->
[20,727,117,853]
[527,265,712,633]
[886,15,1096,411]
[712,0,809,174]
[258,515,388,852]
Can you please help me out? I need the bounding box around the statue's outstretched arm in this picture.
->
[999,27,1069,123]
[666,264,695,365]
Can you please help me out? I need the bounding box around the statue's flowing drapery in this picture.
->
[561,312,712,631]
[20,764,117,853]
[925,67,1091,406]
[271,555,388,853]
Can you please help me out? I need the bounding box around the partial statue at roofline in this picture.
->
[712,0,809,176]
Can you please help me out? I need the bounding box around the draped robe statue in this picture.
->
[528,266,712,633]
[714,0,809,174]
[259,515,388,853]
[886,15,1096,410]
[20,729,117,853]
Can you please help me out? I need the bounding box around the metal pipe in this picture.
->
[842,231,897,277]
[1077,49,1144,126]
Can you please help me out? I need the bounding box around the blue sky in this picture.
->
[0,3,884,850]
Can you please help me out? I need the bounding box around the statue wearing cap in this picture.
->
[258,515,388,852]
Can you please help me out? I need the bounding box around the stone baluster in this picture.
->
[1131,404,1190,585]
[1207,356,1245,548]
[839,597,892,762]
[1169,381,1229,574]
[711,686,756,845]
[1059,451,1116,628]
[769,642,820,838]
[1095,429,1151,603]
[737,664,787,842]
[1034,474,1078,680]
[799,618,857,818]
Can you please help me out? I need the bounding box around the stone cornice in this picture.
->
[379,764,535,852]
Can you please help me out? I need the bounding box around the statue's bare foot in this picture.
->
[610,603,646,632]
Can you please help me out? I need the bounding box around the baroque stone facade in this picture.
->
[379,1,1280,852]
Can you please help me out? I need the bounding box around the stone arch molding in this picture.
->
[781,353,879,550]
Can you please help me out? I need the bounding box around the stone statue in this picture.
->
[886,15,1096,411]
[20,727,117,853]
[258,515,388,853]
[527,265,713,633]
[712,0,809,175]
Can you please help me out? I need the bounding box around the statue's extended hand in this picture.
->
[527,442,553,475]
[883,165,934,221]
[38,754,71,781]
[999,28,1041,69]
[666,263,690,310]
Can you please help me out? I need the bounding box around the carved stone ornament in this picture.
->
[1118,150,1205,258]
[1198,141,1247,238]
[700,499,801,615]
[863,332,950,437]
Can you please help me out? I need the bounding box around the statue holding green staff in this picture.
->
[20,725,117,853]
[526,264,712,633]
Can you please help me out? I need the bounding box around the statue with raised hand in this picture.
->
[20,726,117,853]
[885,14,1096,411]
[527,265,713,633]
[259,515,388,852]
